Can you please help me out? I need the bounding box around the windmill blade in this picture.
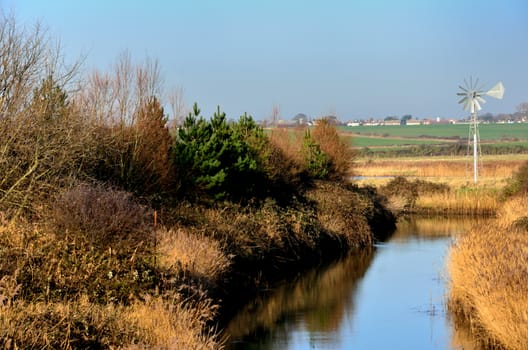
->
[463,98,472,111]
[473,99,482,111]
[458,96,468,105]
[476,95,487,105]
[486,81,504,99]
[458,85,468,92]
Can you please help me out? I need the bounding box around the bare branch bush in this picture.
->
[168,86,187,130]
[0,12,89,216]
[51,183,152,248]
[75,53,173,198]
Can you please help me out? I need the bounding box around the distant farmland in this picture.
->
[337,123,528,156]
[340,123,528,145]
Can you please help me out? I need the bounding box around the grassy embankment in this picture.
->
[0,16,396,348]
[447,163,528,350]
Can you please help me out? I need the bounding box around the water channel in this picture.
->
[224,216,485,350]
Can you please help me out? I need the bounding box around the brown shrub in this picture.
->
[306,181,373,248]
[268,127,305,166]
[51,183,152,248]
[310,119,355,180]
[380,176,450,212]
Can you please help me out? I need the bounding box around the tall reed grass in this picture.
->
[355,156,526,179]
[0,294,220,349]
[447,195,528,350]
[415,188,499,216]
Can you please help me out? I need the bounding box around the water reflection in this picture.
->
[225,249,374,349]
[225,216,487,350]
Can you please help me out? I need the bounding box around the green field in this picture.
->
[340,123,528,142]
[349,136,446,147]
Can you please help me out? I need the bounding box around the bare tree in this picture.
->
[0,13,47,116]
[517,102,528,119]
[0,12,82,118]
[168,86,187,129]
[77,52,163,127]
[0,12,86,216]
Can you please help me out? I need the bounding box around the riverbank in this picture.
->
[447,195,528,350]
[0,180,396,349]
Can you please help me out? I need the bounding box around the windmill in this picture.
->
[457,78,504,183]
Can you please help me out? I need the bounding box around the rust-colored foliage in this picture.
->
[134,96,174,194]
[310,119,355,180]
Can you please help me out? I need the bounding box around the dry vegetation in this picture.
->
[355,156,527,182]
[355,154,527,215]
[0,13,395,348]
[447,195,528,350]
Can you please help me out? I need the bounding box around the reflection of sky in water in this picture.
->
[227,218,481,350]
[335,238,451,350]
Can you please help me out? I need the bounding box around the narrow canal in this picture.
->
[224,216,484,349]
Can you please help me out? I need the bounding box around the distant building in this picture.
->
[405,119,421,126]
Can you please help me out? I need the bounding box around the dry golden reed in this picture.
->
[355,156,527,179]
[0,294,220,349]
[416,189,499,216]
[447,195,528,350]
[156,227,231,279]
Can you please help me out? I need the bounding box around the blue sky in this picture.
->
[5,0,528,121]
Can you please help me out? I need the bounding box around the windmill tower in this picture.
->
[457,78,504,183]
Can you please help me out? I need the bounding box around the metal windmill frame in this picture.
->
[457,78,504,183]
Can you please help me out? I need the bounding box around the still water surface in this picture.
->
[224,217,484,350]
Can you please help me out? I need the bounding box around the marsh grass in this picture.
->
[415,187,499,216]
[0,293,220,349]
[447,195,528,350]
[357,155,520,215]
[355,156,527,179]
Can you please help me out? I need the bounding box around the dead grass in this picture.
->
[126,293,220,350]
[0,204,224,348]
[355,155,527,179]
[156,227,231,279]
[416,188,499,216]
[447,195,528,350]
[356,156,520,215]
[0,293,220,349]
